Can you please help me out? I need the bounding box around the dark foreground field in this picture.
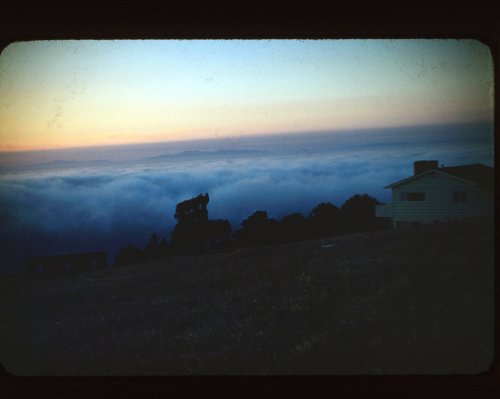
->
[0,219,494,375]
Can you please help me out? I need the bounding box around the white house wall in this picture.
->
[390,172,492,225]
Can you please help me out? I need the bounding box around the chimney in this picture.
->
[414,160,438,175]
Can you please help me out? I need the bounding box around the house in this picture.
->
[26,251,107,275]
[375,160,494,229]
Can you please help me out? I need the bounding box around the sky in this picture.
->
[0,39,494,152]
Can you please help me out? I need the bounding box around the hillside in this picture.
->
[0,219,493,375]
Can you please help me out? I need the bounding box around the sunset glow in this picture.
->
[0,39,493,151]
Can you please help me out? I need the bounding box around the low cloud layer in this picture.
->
[0,124,493,273]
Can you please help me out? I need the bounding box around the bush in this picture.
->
[307,202,342,237]
[340,194,381,232]
[143,233,169,260]
[278,212,308,243]
[116,192,389,261]
[235,211,280,246]
[207,219,232,250]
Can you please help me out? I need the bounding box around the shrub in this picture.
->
[235,211,280,246]
[307,202,342,237]
[340,194,380,232]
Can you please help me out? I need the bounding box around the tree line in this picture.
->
[115,192,391,266]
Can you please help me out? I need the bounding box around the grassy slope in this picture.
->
[0,219,493,375]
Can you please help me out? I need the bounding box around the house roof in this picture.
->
[439,164,494,190]
[385,163,494,191]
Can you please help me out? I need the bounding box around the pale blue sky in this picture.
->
[0,39,493,150]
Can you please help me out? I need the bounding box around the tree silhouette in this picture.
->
[340,194,380,232]
[174,193,209,223]
[116,232,170,267]
[171,193,210,254]
[158,237,169,255]
[115,191,391,263]
[307,202,341,237]
[145,232,159,253]
[143,232,169,260]
[207,219,232,249]
[235,210,279,246]
[278,212,308,243]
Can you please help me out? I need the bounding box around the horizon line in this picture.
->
[0,119,492,154]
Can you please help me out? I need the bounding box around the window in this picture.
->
[408,192,425,201]
[401,192,426,201]
[452,191,467,202]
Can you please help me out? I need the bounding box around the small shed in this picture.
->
[26,251,107,275]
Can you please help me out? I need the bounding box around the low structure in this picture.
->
[376,160,494,229]
[26,251,107,275]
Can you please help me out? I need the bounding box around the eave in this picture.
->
[384,169,479,189]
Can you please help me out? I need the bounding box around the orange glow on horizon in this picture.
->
[1,114,492,154]
[0,40,493,153]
